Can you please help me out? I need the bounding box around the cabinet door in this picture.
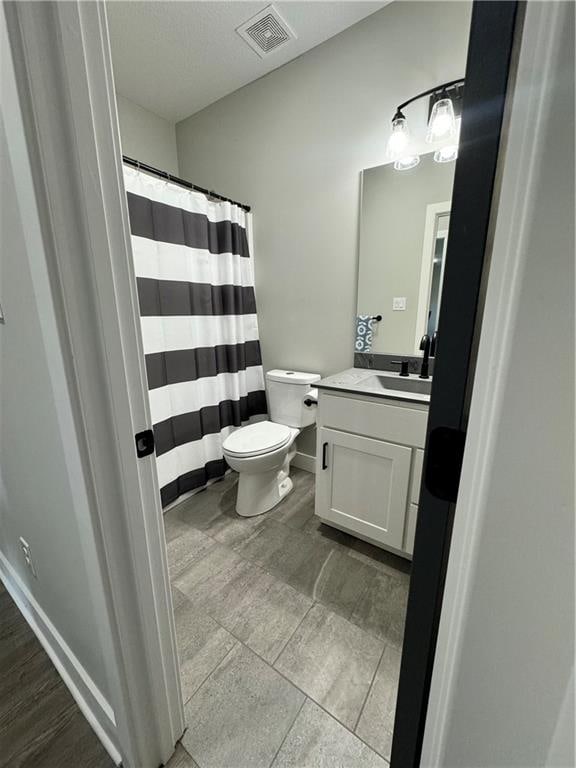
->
[315,427,411,550]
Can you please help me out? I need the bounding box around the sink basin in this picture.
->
[360,374,432,396]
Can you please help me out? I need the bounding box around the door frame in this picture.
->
[421,1,572,762]
[391,2,521,765]
[3,3,184,766]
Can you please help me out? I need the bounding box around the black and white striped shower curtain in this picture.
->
[124,166,267,508]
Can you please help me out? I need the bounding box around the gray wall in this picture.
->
[116,93,179,174]
[0,122,111,699]
[176,1,471,455]
[358,154,454,355]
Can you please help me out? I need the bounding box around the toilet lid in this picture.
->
[223,421,292,457]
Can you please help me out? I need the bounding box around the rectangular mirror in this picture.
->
[356,151,456,356]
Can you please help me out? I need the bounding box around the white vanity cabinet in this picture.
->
[314,389,428,558]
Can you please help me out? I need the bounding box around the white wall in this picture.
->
[116,93,178,174]
[423,3,575,765]
[0,119,111,703]
[176,1,471,454]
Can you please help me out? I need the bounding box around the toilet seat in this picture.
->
[223,421,293,458]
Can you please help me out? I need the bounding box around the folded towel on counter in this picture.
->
[355,315,375,352]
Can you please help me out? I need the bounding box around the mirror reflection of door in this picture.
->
[427,212,449,335]
[414,201,452,351]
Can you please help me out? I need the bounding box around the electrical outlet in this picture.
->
[19,537,37,578]
[393,297,407,311]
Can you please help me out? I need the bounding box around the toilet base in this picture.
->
[236,466,294,517]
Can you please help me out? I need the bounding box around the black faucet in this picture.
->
[419,334,431,379]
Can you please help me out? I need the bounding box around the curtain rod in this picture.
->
[122,155,251,213]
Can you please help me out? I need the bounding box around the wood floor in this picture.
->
[0,581,114,768]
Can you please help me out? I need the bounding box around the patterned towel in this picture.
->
[355,315,375,352]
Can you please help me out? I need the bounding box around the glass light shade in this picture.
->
[433,117,461,163]
[434,145,458,163]
[386,116,410,160]
[426,97,456,143]
[394,154,421,171]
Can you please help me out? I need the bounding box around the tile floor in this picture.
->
[165,468,411,768]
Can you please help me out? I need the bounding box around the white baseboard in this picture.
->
[292,451,316,474]
[0,552,122,766]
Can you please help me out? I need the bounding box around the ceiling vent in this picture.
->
[236,5,297,58]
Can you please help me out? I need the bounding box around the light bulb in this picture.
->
[433,117,461,163]
[386,115,410,160]
[434,145,458,163]
[394,154,420,171]
[426,97,456,143]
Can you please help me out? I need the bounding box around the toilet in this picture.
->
[223,369,320,517]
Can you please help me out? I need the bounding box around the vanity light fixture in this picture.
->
[387,79,465,170]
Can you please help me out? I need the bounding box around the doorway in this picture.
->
[2,1,524,766]
[107,2,518,767]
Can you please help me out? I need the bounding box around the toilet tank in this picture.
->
[266,370,321,428]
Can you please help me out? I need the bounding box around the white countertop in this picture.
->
[316,367,431,404]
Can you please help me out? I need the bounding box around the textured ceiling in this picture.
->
[107,1,388,122]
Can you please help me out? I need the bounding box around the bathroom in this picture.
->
[2,0,573,764]
[109,1,468,765]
